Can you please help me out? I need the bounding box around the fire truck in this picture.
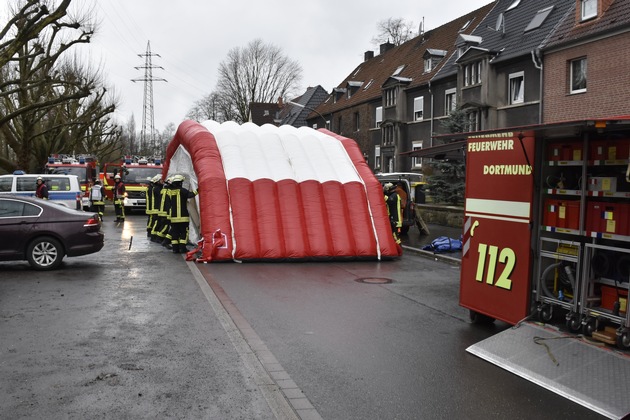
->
[102,156,163,210]
[45,154,99,209]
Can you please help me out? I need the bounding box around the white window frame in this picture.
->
[374,145,381,169]
[509,71,524,104]
[412,141,423,168]
[445,88,457,114]
[581,0,597,20]
[375,106,382,128]
[354,112,360,131]
[385,88,397,107]
[424,58,432,73]
[570,57,587,94]
[414,96,424,121]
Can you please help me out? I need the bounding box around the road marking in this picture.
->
[187,261,322,420]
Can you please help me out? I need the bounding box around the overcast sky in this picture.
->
[77,0,491,132]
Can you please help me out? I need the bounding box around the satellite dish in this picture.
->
[495,13,505,34]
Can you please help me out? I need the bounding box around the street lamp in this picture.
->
[287,101,328,129]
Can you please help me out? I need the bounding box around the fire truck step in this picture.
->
[466,321,630,419]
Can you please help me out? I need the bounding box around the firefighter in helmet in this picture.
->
[168,174,198,254]
[35,176,49,199]
[113,174,126,223]
[384,182,402,244]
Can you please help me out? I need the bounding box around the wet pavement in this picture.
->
[0,209,603,419]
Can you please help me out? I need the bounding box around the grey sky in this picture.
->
[82,1,491,131]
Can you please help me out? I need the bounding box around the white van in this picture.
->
[0,173,82,210]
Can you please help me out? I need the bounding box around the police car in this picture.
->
[0,173,83,210]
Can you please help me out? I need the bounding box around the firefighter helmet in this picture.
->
[384,182,394,191]
[114,174,121,180]
[172,174,185,182]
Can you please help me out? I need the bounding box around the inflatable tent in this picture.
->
[163,120,401,262]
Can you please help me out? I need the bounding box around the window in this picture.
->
[570,58,587,93]
[509,72,524,104]
[337,116,342,134]
[467,111,480,132]
[374,145,381,169]
[581,0,597,20]
[354,112,360,131]
[464,61,482,86]
[525,6,554,32]
[424,58,432,73]
[392,65,405,76]
[412,141,423,168]
[0,177,12,192]
[375,106,382,128]
[364,79,374,90]
[385,88,397,107]
[383,126,394,145]
[414,96,424,121]
[445,88,457,114]
[506,0,521,11]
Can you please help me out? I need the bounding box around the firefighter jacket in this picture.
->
[113,181,126,202]
[157,184,171,217]
[145,183,157,215]
[169,185,198,223]
[386,191,402,228]
[152,183,164,215]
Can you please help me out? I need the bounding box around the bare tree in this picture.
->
[215,39,302,123]
[0,0,121,172]
[371,17,417,47]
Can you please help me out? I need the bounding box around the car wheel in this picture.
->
[26,236,64,270]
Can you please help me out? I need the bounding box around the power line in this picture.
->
[131,41,167,155]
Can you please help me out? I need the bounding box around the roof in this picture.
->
[277,85,328,127]
[545,0,630,50]
[315,2,496,115]
[249,102,280,126]
[433,0,573,80]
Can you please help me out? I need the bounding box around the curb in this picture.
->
[401,245,461,265]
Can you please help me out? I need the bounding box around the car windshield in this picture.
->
[124,167,162,184]
[47,166,87,183]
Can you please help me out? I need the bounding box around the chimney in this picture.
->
[277,96,284,107]
[364,50,374,61]
[379,41,395,55]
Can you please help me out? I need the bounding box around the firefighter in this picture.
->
[168,174,198,253]
[89,179,105,221]
[384,182,402,244]
[35,176,49,199]
[113,174,126,223]
[145,175,160,237]
[153,177,172,247]
[150,176,165,242]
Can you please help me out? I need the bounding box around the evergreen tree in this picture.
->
[427,109,467,205]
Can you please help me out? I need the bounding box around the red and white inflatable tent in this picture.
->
[163,120,401,262]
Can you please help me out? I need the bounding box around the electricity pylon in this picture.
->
[132,41,166,155]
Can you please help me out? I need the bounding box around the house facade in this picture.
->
[312,4,495,173]
[542,0,630,123]
[311,0,630,174]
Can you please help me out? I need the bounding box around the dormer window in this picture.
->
[581,0,597,20]
[385,87,397,107]
[333,87,346,103]
[423,49,447,73]
[346,81,363,99]
[456,34,482,58]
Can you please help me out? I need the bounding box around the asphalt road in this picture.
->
[0,209,603,419]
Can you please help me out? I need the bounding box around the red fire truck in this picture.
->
[441,117,630,349]
[102,156,163,211]
[45,154,99,209]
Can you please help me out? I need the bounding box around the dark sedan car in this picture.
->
[0,195,104,270]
